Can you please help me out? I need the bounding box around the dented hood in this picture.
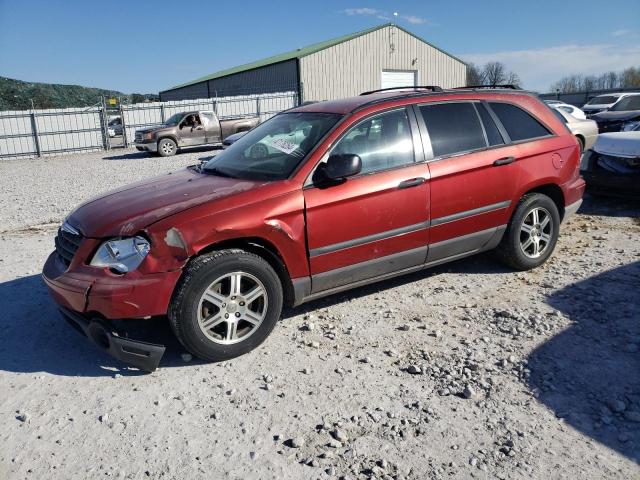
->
[68,167,265,237]
[593,132,640,159]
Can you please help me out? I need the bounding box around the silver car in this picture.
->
[551,108,598,152]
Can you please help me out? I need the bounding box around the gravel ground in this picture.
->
[0,149,639,480]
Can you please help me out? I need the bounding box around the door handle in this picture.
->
[398,177,426,189]
[493,156,515,166]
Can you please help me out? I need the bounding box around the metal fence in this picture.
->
[539,87,640,107]
[0,91,298,159]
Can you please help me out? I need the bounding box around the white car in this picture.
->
[582,93,636,116]
[544,100,586,119]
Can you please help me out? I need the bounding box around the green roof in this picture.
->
[165,23,465,91]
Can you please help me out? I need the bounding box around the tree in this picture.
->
[465,61,521,87]
[550,66,640,93]
[466,62,485,85]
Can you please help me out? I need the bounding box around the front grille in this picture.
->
[55,226,83,266]
[135,132,143,142]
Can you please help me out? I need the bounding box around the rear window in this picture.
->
[419,102,486,157]
[586,95,618,105]
[489,102,552,142]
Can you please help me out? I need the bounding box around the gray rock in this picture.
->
[290,436,305,448]
[608,399,626,413]
[407,365,422,374]
[16,413,28,422]
[332,428,349,442]
[463,385,476,399]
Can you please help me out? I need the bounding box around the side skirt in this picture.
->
[292,225,506,306]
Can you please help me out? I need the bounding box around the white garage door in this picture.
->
[381,70,417,89]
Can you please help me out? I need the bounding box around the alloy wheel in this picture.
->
[197,271,268,345]
[519,207,553,258]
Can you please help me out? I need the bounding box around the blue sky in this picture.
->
[1,0,639,93]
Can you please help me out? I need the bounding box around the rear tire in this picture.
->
[497,193,560,271]
[158,138,177,157]
[168,249,283,361]
[576,136,585,154]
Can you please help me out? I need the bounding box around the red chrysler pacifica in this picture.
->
[42,86,585,371]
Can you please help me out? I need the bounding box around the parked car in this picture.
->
[107,117,123,137]
[43,87,584,371]
[550,108,598,152]
[580,131,640,197]
[222,130,248,147]
[590,94,640,133]
[544,100,586,119]
[134,111,259,156]
[582,93,627,116]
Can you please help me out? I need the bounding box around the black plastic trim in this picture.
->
[430,201,511,226]
[59,308,165,372]
[309,220,430,258]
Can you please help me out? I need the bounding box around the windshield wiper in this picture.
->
[202,166,237,178]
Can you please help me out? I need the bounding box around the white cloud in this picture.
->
[402,15,426,25]
[462,44,640,92]
[344,8,379,16]
[611,29,630,37]
[342,8,428,25]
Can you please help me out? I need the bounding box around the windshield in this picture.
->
[202,112,342,180]
[586,95,618,105]
[164,113,184,126]
[610,96,640,111]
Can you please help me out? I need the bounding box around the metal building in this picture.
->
[160,23,467,102]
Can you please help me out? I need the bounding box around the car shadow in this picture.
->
[283,251,511,318]
[0,252,507,377]
[0,274,195,377]
[528,261,640,463]
[579,192,640,218]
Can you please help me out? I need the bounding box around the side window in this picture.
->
[419,102,486,157]
[488,102,552,142]
[476,103,505,146]
[331,109,414,174]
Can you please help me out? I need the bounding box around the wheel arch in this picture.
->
[157,135,179,146]
[194,237,295,307]
[522,183,565,220]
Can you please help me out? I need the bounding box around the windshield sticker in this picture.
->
[268,137,300,155]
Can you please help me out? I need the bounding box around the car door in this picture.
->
[178,113,206,146]
[415,101,520,264]
[201,112,221,144]
[303,107,431,294]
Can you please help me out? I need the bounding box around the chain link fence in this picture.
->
[0,91,298,159]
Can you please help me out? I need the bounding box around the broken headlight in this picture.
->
[90,236,150,273]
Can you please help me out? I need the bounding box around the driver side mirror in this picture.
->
[314,154,362,184]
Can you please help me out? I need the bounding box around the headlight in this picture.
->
[622,120,640,132]
[90,236,150,273]
[144,132,155,140]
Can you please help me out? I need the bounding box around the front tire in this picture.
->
[497,193,560,270]
[168,249,283,361]
[158,138,177,157]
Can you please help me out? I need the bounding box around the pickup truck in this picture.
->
[134,110,259,156]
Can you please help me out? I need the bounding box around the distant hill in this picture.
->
[0,77,159,111]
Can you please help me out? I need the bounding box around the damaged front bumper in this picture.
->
[60,307,165,372]
[42,250,183,371]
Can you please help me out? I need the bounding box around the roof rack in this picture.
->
[360,86,443,96]
[453,85,520,90]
